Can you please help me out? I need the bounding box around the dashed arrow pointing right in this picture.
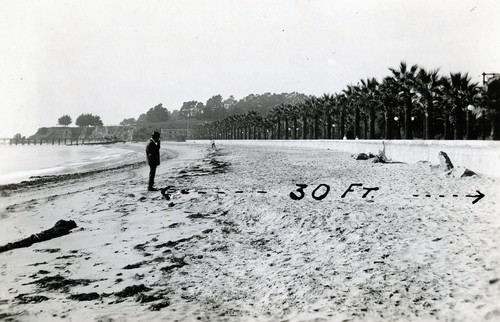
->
[465,190,485,204]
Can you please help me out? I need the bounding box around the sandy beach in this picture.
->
[0,142,499,321]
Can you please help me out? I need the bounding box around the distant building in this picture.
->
[160,129,193,141]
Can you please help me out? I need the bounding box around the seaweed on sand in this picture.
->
[0,220,77,253]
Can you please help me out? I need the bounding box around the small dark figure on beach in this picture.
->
[146,131,161,191]
[210,138,216,150]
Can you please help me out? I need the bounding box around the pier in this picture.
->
[0,138,118,146]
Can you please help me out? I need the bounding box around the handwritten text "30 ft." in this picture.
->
[289,183,485,204]
[290,183,379,201]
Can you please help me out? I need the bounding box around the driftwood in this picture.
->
[0,220,77,253]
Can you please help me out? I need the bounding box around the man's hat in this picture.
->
[152,131,161,138]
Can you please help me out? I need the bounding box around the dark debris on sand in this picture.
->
[68,292,101,301]
[161,257,188,273]
[26,274,94,293]
[123,261,148,270]
[154,235,202,250]
[176,150,231,179]
[149,300,171,311]
[34,248,61,253]
[115,284,152,298]
[0,312,22,321]
[136,293,165,303]
[0,220,77,253]
[187,213,212,219]
[14,294,49,304]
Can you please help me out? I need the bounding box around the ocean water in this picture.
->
[0,143,145,185]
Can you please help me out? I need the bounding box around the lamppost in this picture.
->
[466,104,475,140]
[332,124,336,139]
[394,116,400,139]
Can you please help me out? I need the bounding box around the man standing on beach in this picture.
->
[146,131,161,191]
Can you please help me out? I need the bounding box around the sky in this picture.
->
[0,0,499,137]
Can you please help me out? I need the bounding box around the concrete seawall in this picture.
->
[189,140,500,177]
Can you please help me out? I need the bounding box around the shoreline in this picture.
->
[0,143,499,321]
[0,142,146,187]
[0,161,146,194]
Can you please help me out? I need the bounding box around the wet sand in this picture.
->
[0,142,499,321]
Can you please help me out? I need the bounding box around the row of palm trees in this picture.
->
[193,62,498,141]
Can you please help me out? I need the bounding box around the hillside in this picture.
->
[29,126,136,142]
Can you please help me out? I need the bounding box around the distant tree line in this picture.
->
[116,93,310,140]
[51,62,499,141]
[117,93,310,127]
[194,62,500,141]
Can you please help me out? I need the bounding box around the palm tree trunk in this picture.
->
[491,115,500,140]
[314,116,319,139]
[466,110,474,139]
[340,111,345,138]
[444,113,452,139]
[302,115,307,140]
[276,117,281,140]
[354,106,360,139]
[326,115,332,139]
[396,111,404,139]
[425,101,434,140]
[293,118,298,139]
[284,118,289,140]
[404,97,413,139]
[453,106,463,140]
[385,109,394,140]
[363,117,368,139]
[369,106,375,139]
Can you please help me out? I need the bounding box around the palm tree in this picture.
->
[219,118,228,139]
[415,68,442,140]
[246,111,261,139]
[389,61,419,139]
[262,116,273,140]
[442,72,480,140]
[298,101,310,139]
[319,94,335,139]
[343,84,361,139]
[268,107,280,139]
[379,77,400,139]
[308,97,323,139]
[288,104,301,139]
[336,94,348,139]
[359,78,380,139]
[231,114,243,139]
[281,104,293,139]
[277,104,290,139]
[224,115,235,139]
